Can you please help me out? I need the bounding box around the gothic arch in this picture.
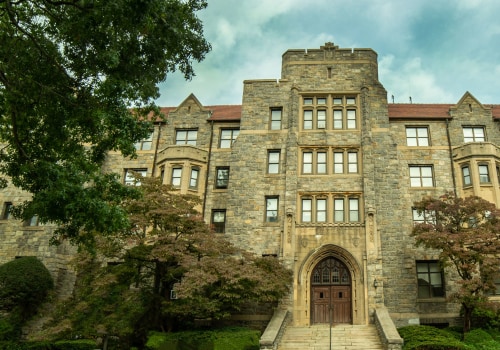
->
[298,244,363,285]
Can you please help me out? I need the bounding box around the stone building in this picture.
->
[1,42,500,329]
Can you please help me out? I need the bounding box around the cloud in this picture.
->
[379,55,454,103]
[156,0,500,106]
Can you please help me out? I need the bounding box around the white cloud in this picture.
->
[380,55,454,103]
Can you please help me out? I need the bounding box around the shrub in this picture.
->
[0,257,54,321]
[0,340,98,350]
[0,341,26,350]
[471,304,500,330]
[145,327,260,350]
[398,325,470,350]
[463,329,500,350]
[0,311,24,341]
[52,339,97,350]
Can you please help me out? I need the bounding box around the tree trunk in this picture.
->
[102,335,109,350]
[462,304,473,335]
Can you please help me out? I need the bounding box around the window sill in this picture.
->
[22,226,44,231]
[417,298,447,303]
[295,222,364,227]
[264,221,280,226]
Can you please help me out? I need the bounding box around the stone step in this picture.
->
[278,324,384,350]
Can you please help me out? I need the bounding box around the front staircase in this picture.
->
[277,324,384,350]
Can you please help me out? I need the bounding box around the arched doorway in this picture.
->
[311,257,352,324]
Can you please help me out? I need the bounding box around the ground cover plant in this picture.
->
[398,325,500,350]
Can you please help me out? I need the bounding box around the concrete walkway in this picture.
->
[277,324,384,350]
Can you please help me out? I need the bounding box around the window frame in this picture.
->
[334,151,344,174]
[171,167,182,187]
[462,165,472,186]
[175,129,198,145]
[219,128,240,148]
[215,167,230,189]
[316,151,327,174]
[189,167,200,190]
[300,95,358,131]
[416,261,445,299]
[463,126,485,143]
[412,208,436,225]
[334,198,345,223]
[299,148,360,175]
[406,126,430,146]
[409,165,434,187]
[303,110,313,130]
[270,108,282,130]
[317,109,327,129]
[135,131,153,150]
[479,164,491,183]
[211,210,226,233]
[316,198,327,223]
[302,151,313,174]
[24,215,39,227]
[493,271,500,296]
[299,194,362,223]
[2,202,13,220]
[301,198,312,223]
[267,150,280,174]
[124,168,147,186]
[347,151,358,173]
[349,197,360,222]
[265,196,279,223]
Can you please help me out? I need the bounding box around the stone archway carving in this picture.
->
[296,244,365,325]
[298,244,363,285]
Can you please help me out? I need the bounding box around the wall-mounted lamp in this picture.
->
[374,279,379,288]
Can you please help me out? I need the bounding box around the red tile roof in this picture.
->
[206,105,242,121]
[158,105,241,122]
[388,104,453,119]
[156,103,500,122]
[389,103,500,120]
[491,105,500,119]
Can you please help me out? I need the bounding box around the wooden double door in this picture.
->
[311,257,352,324]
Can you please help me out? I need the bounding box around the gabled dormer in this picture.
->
[172,93,212,118]
[450,91,491,119]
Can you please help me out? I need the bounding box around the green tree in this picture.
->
[53,176,291,346]
[411,192,500,334]
[0,0,211,246]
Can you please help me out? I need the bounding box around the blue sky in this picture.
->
[156,0,500,107]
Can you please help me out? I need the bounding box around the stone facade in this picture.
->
[1,42,500,328]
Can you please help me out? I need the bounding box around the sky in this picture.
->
[156,0,500,107]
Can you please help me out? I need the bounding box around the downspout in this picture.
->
[151,122,163,176]
[202,117,214,218]
[445,117,458,196]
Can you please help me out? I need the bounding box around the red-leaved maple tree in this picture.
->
[411,192,500,333]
